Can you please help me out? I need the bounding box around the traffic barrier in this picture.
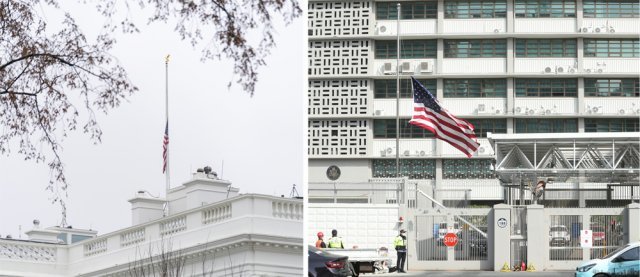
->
[526,263,536,272]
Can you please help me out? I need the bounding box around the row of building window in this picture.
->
[373,78,640,98]
[375,39,639,59]
[373,118,639,137]
[372,159,496,179]
[375,0,638,20]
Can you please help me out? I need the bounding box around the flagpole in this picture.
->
[165,54,171,194]
[395,3,401,179]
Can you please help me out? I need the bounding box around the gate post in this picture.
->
[626,203,640,243]
[526,204,546,271]
[492,204,511,271]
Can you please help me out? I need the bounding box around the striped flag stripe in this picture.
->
[409,119,477,157]
[162,121,169,173]
[414,106,478,140]
[410,114,479,151]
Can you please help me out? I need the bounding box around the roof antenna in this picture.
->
[289,184,300,198]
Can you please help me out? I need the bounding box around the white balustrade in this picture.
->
[0,241,57,262]
[120,228,145,247]
[83,238,107,257]
[272,201,303,220]
[202,203,232,225]
[159,216,187,236]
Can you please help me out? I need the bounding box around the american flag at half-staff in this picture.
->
[408,76,479,158]
[162,121,169,173]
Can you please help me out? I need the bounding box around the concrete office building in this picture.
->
[307,0,639,271]
[308,0,639,204]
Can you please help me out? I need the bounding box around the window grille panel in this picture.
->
[584,78,640,97]
[372,159,436,179]
[454,216,488,261]
[309,40,370,76]
[443,159,497,179]
[308,120,368,156]
[308,1,371,37]
[309,80,369,116]
[589,215,625,259]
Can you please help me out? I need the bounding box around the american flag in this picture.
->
[408,77,479,158]
[162,121,169,173]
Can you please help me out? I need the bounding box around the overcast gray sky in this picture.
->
[0,2,304,237]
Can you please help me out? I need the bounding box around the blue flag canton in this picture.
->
[411,77,441,113]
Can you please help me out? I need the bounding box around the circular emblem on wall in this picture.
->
[497,217,508,228]
[326,165,341,181]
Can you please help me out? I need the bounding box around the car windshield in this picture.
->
[601,245,627,259]
[550,227,566,232]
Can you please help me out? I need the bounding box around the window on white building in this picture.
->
[515,119,578,133]
[444,0,507,18]
[584,39,639,58]
[515,39,577,57]
[374,79,436,98]
[585,79,640,97]
[583,0,639,18]
[515,0,576,18]
[467,119,508,137]
[376,1,438,20]
[515,78,578,97]
[444,79,507,97]
[585,118,639,132]
[375,40,437,59]
[374,119,436,138]
[444,39,507,58]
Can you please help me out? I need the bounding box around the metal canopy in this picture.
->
[488,132,640,183]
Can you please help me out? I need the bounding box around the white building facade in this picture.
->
[0,171,303,276]
[308,0,639,205]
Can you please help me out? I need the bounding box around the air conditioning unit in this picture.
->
[495,109,501,114]
[403,150,410,156]
[380,150,387,157]
[378,25,388,34]
[374,110,384,116]
[591,106,603,115]
[527,109,536,115]
[400,62,412,73]
[619,109,626,115]
[568,67,577,73]
[545,109,552,115]
[556,67,564,73]
[386,147,394,155]
[419,150,426,156]
[515,107,523,114]
[580,26,592,33]
[544,66,553,73]
[493,28,503,33]
[477,104,491,115]
[419,61,433,73]
[478,147,485,153]
[383,62,394,75]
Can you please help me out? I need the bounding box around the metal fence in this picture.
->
[589,214,625,259]
[454,215,488,261]
[416,215,447,261]
[308,181,403,204]
[549,215,583,260]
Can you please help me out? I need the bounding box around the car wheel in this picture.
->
[593,274,609,277]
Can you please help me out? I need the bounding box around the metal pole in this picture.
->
[165,55,171,194]
[396,2,401,178]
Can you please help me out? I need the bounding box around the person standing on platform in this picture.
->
[394,229,407,273]
[315,232,326,248]
[327,229,344,249]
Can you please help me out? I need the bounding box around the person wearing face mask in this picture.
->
[394,229,407,273]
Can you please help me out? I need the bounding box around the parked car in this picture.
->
[549,225,571,246]
[591,225,606,245]
[309,245,353,277]
[575,242,639,277]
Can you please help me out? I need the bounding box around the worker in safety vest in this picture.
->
[327,229,344,249]
[315,232,326,248]
[394,229,407,273]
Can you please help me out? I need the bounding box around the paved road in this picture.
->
[369,271,574,277]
